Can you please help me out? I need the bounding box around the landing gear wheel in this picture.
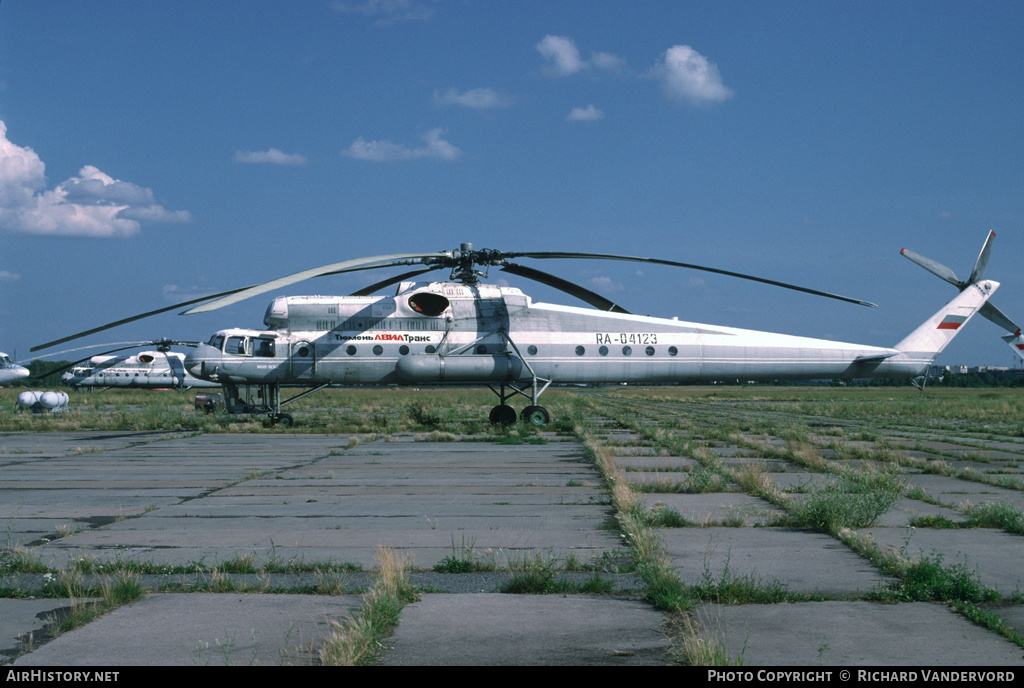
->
[268,412,294,428]
[489,404,517,426]
[520,405,550,426]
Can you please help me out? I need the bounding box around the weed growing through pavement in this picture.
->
[319,546,417,666]
[432,535,497,573]
[791,471,903,535]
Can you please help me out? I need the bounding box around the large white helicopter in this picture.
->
[0,352,30,386]
[32,234,1013,426]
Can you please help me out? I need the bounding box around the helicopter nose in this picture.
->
[185,346,212,378]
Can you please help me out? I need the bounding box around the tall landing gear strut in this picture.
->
[487,377,551,426]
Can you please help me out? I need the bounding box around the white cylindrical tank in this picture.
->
[16,391,41,410]
[16,390,70,413]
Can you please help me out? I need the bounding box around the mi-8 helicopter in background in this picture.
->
[32,234,1014,427]
[0,352,30,386]
[58,340,220,391]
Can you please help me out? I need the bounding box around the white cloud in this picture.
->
[566,105,605,122]
[0,270,20,283]
[162,284,220,304]
[330,0,437,24]
[342,128,462,162]
[652,45,734,106]
[234,148,309,166]
[0,121,191,238]
[587,275,624,293]
[433,87,513,109]
[537,35,624,77]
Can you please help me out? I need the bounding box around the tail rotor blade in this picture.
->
[900,247,961,287]
[968,230,996,285]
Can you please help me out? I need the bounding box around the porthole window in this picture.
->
[372,345,383,356]
[575,346,585,356]
[425,345,436,354]
[346,345,357,356]
[476,345,487,354]
[668,346,678,356]
[399,345,410,356]
[528,345,538,355]
[645,346,655,356]
[599,346,609,356]
[622,346,632,356]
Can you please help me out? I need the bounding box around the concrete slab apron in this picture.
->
[661,527,892,597]
[379,594,671,666]
[18,435,622,571]
[9,594,363,667]
[693,601,1024,666]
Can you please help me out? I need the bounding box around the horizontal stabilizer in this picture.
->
[853,353,898,363]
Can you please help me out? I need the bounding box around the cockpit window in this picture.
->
[208,335,225,350]
[254,338,276,357]
[0,355,11,367]
[408,292,450,316]
[226,336,251,356]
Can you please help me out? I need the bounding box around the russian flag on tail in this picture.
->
[937,314,968,330]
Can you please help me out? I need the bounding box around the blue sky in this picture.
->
[2,1,1023,369]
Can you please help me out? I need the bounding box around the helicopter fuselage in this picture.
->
[183,280,944,392]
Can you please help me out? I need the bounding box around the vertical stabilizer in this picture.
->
[894,280,998,366]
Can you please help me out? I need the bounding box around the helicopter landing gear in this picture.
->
[489,404,517,426]
[487,378,552,426]
[267,412,294,428]
[520,405,550,426]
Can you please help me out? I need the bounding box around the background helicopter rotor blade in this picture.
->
[182,252,450,315]
[499,263,631,313]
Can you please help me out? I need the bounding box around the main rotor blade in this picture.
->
[508,252,877,307]
[20,341,152,363]
[349,267,441,296]
[28,344,158,381]
[968,230,996,285]
[31,287,256,352]
[182,252,450,315]
[900,247,961,288]
[499,263,631,314]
